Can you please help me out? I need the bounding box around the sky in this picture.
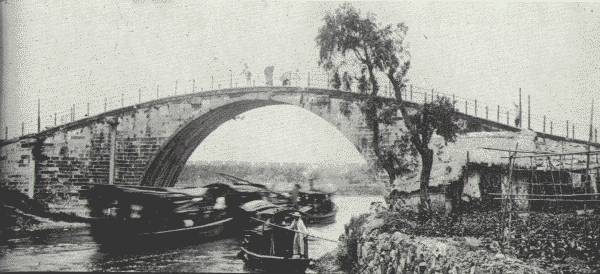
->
[1,1,600,162]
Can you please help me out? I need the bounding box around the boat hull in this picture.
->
[303,205,337,225]
[90,217,233,248]
[239,247,311,273]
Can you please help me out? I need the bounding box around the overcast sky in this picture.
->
[1,1,600,162]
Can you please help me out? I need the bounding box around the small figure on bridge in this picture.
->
[280,71,291,86]
[264,66,274,86]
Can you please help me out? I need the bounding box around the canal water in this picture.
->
[0,196,382,272]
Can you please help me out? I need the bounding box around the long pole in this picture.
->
[586,99,594,192]
[192,79,196,93]
[5,126,7,140]
[527,94,531,130]
[566,120,569,138]
[156,84,159,99]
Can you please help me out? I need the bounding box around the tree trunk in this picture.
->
[419,147,434,213]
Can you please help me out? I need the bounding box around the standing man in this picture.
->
[289,183,301,209]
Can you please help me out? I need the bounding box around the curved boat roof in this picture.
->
[240,200,281,213]
[299,189,335,195]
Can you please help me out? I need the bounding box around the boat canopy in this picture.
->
[240,200,281,213]
[299,189,335,196]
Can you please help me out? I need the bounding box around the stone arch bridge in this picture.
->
[0,86,546,205]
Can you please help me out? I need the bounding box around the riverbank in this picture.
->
[1,203,89,241]
[0,189,89,242]
[333,209,546,273]
[331,207,600,273]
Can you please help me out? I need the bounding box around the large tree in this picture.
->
[316,3,459,212]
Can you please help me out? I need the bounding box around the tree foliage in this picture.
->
[316,3,458,212]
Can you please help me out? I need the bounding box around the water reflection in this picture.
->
[0,196,381,272]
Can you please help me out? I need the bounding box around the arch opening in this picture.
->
[140,100,373,191]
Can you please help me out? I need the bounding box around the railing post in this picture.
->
[506,111,509,125]
[72,104,75,122]
[121,92,124,107]
[307,71,311,87]
[104,98,107,112]
[572,124,575,140]
[410,85,413,101]
[192,79,196,93]
[485,105,488,119]
[465,100,468,114]
[497,105,500,122]
[595,128,598,143]
[86,102,90,116]
[211,75,214,89]
[452,94,455,108]
[21,122,24,136]
[566,120,569,138]
[431,89,434,102]
[424,92,427,103]
[175,80,178,95]
[37,98,41,133]
[543,115,546,133]
[156,84,159,99]
[54,113,57,126]
[138,88,142,103]
[474,100,478,117]
[5,126,8,140]
[550,121,553,135]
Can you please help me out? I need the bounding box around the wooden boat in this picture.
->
[86,183,235,246]
[297,190,337,225]
[215,172,290,206]
[238,200,312,273]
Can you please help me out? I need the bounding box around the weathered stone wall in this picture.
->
[0,138,36,198]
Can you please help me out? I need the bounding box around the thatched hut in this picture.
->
[389,130,600,213]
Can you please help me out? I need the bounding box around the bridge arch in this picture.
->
[141,99,374,187]
[141,99,285,186]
